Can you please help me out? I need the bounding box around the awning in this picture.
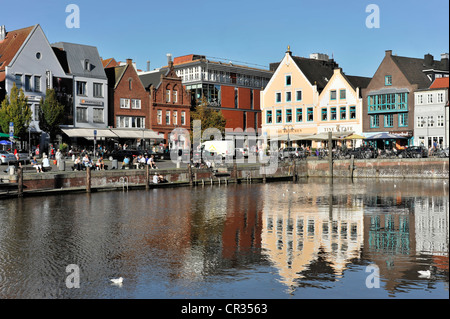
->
[304,132,353,141]
[110,128,163,139]
[61,128,163,139]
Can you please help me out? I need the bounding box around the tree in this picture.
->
[190,96,226,142]
[38,88,65,142]
[0,83,32,139]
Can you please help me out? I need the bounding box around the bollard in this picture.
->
[18,167,23,197]
[86,166,91,193]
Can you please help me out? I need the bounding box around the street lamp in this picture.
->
[283,125,294,148]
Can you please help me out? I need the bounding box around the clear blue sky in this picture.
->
[2,0,448,77]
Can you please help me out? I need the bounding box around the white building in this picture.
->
[414,77,449,148]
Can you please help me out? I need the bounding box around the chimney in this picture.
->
[166,53,173,67]
[385,50,392,57]
[441,53,449,70]
[424,53,433,66]
[147,60,150,72]
[0,25,6,41]
[126,58,133,65]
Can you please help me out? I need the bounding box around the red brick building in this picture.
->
[171,54,273,137]
[139,59,191,147]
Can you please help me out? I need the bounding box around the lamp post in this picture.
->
[283,125,294,148]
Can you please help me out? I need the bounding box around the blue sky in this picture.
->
[1,0,448,77]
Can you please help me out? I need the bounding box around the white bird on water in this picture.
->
[110,277,123,285]
[418,270,431,279]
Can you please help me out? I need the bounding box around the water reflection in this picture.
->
[0,179,448,298]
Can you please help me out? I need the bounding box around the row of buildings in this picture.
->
[0,24,448,151]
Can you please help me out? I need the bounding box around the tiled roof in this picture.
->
[102,57,119,68]
[429,77,449,89]
[0,25,35,82]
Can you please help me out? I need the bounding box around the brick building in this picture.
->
[139,57,191,148]
[362,50,449,145]
[168,54,273,137]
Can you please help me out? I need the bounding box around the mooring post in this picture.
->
[86,166,91,193]
[328,131,333,183]
[262,163,266,183]
[350,155,354,180]
[233,162,237,184]
[188,164,193,186]
[18,167,23,197]
[292,160,297,182]
[145,164,150,190]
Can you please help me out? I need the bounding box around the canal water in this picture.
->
[0,179,448,299]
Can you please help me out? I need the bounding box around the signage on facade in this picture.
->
[276,128,303,134]
[389,130,413,137]
[319,125,355,133]
[80,99,104,106]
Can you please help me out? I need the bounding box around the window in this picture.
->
[340,106,346,120]
[330,90,336,100]
[417,116,425,128]
[321,108,328,121]
[340,89,346,100]
[166,89,171,102]
[131,99,141,109]
[286,109,292,123]
[34,104,40,121]
[285,75,291,86]
[385,75,392,86]
[181,111,186,125]
[437,93,444,103]
[166,111,170,125]
[266,110,273,124]
[330,107,337,120]
[417,94,423,104]
[437,115,444,127]
[120,98,130,109]
[349,106,356,119]
[234,87,238,108]
[427,94,433,103]
[296,90,302,101]
[296,108,303,122]
[14,74,22,89]
[116,116,145,128]
[427,116,434,127]
[129,79,132,90]
[276,110,282,123]
[76,81,87,96]
[307,107,314,121]
[76,107,88,123]
[84,59,90,71]
[250,89,254,109]
[399,113,408,127]
[370,115,379,128]
[368,93,407,113]
[93,108,104,123]
[24,75,32,91]
[157,110,162,124]
[93,83,103,98]
[173,111,178,125]
[34,76,41,92]
[173,90,178,103]
[275,92,281,103]
[384,114,393,127]
[286,91,291,102]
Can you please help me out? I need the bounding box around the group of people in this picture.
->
[122,155,157,170]
[73,154,106,171]
[30,153,51,173]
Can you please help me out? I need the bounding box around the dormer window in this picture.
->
[385,75,392,86]
[84,59,90,71]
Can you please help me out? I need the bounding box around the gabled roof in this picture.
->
[51,41,107,79]
[429,77,449,89]
[391,54,449,89]
[0,25,35,82]
[138,68,169,90]
[345,75,372,91]
[102,57,119,68]
[270,55,339,92]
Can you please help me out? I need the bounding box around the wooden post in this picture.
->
[233,162,237,184]
[350,155,354,180]
[145,164,150,190]
[262,163,266,183]
[18,167,23,197]
[328,131,333,182]
[86,166,91,193]
[292,160,297,181]
[188,164,193,186]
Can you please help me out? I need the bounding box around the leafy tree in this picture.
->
[190,96,226,142]
[0,83,32,139]
[38,88,65,142]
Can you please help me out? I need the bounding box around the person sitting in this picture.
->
[158,173,167,183]
[73,156,82,171]
[147,155,157,169]
[139,155,147,169]
[31,156,42,173]
[122,156,130,169]
[82,154,92,168]
[152,172,159,184]
[96,157,105,170]
[42,155,51,172]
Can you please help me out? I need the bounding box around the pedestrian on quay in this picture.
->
[31,156,42,173]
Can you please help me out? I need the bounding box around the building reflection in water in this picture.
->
[261,182,364,291]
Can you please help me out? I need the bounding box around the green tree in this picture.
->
[38,88,65,142]
[0,83,32,139]
[190,96,226,142]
